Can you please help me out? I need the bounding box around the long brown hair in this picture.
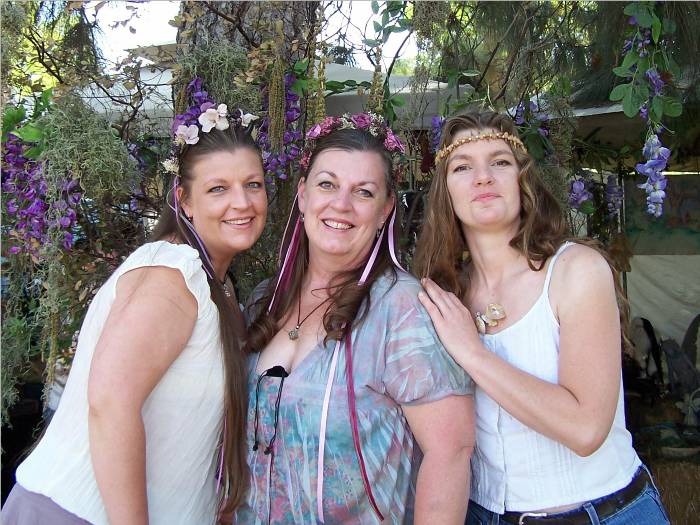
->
[150,125,258,520]
[246,128,399,353]
[413,110,630,349]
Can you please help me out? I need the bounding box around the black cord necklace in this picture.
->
[288,292,330,340]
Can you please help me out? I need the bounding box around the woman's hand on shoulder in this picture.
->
[88,266,198,412]
[418,278,483,370]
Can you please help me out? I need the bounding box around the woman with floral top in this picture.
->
[234,113,475,524]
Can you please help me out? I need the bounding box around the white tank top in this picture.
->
[16,241,225,525]
[470,242,641,513]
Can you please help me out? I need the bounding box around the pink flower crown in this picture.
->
[299,112,406,182]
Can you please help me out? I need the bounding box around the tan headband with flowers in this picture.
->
[435,131,527,163]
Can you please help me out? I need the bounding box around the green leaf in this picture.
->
[373,21,382,33]
[634,6,654,28]
[2,105,27,139]
[389,95,406,107]
[363,38,380,47]
[609,83,631,102]
[623,4,638,16]
[324,80,346,92]
[290,79,307,97]
[622,89,639,118]
[638,56,650,75]
[387,1,403,14]
[651,96,664,121]
[371,0,379,14]
[522,131,544,160]
[662,17,676,34]
[651,15,662,43]
[10,122,43,142]
[636,82,650,102]
[621,52,639,69]
[293,59,309,75]
[613,66,633,78]
[662,96,682,118]
[24,145,43,159]
[382,27,391,43]
[382,10,389,26]
[580,200,596,215]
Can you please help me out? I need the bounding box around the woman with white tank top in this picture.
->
[2,109,267,524]
[414,111,670,525]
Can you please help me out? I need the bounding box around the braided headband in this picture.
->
[434,131,527,163]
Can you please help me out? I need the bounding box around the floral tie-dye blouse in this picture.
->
[234,271,473,525]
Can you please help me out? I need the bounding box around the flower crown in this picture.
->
[161,77,259,177]
[299,112,406,182]
[434,131,527,164]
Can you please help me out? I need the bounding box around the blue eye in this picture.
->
[494,159,512,167]
[247,181,263,189]
[209,186,225,193]
[318,181,334,189]
[357,188,374,198]
[452,164,470,172]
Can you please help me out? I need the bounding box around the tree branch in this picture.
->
[203,1,257,47]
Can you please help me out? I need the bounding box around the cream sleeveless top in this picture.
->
[16,241,225,525]
[471,242,641,513]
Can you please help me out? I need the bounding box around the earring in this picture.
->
[300,213,305,222]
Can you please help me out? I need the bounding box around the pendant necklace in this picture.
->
[288,292,330,340]
[474,303,506,334]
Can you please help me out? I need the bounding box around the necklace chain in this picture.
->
[288,292,331,340]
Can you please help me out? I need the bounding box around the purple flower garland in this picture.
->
[2,134,81,256]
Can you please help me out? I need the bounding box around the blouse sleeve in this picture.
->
[110,241,210,314]
[377,274,474,405]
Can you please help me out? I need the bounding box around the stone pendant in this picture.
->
[288,327,299,340]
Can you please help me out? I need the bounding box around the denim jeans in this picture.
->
[465,469,671,525]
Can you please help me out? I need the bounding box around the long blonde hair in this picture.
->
[413,110,630,350]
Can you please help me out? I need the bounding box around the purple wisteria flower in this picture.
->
[605,175,624,218]
[430,116,446,153]
[514,102,526,125]
[636,134,669,217]
[568,176,593,209]
[2,133,82,256]
[645,68,665,96]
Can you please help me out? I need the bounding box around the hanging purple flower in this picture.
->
[636,134,669,217]
[430,116,446,153]
[568,177,593,209]
[645,68,665,96]
[605,175,624,218]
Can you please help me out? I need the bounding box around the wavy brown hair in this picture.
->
[246,128,399,353]
[150,125,258,521]
[413,110,630,350]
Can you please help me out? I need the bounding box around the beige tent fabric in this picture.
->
[627,256,700,359]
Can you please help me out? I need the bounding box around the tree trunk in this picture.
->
[174,1,319,296]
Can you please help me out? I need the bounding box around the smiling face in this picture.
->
[445,129,521,235]
[298,148,394,270]
[179,148,267,266]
